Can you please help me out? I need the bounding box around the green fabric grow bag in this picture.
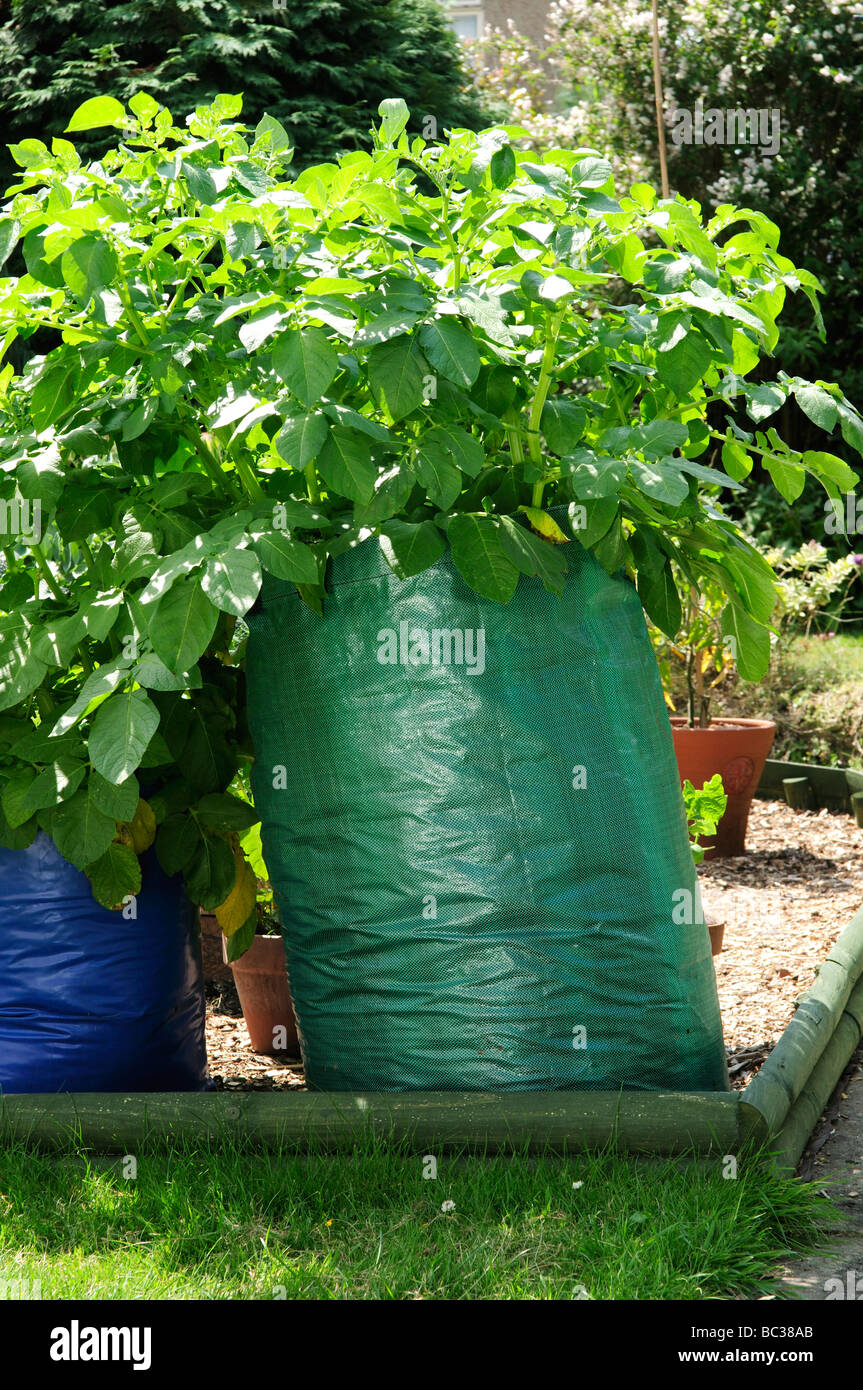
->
[246,532,728,1093]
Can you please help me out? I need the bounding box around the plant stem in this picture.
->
[115,283,151,347]
[30,544,64,601]
[305,461,321,503]
[182,427,240,501]
[233,451,265,503]
[527,311,565,507]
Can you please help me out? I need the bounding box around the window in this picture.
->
[448,5,484,41]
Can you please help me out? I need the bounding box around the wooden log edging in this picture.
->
[741,903,863,1161]
[0,1089,741,1156]
[756,758,863,813]
[3,902,862,1164]
[766,976,863,1178]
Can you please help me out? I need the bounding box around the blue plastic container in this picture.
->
[0,833,208,1093]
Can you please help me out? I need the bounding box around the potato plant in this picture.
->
[0,91,859,932]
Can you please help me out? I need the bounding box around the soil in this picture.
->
[205,799,863,1097]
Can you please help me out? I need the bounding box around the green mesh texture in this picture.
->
[246,533,729,1093]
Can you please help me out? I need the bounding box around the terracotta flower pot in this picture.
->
[671,716,776,858]
[222,934,299,1056]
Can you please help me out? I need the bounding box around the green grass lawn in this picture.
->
[0,1137,834,1300]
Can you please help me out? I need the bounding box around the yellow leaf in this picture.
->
[128,798,156,853]
[517,506,570,544]
[214,848,257,937]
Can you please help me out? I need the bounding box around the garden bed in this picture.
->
[206,799,863,1094]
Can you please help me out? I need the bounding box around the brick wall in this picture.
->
[446,1,553,48]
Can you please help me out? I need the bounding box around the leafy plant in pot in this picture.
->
[684,774,728,955]
[213,811,299,1057]
[652,575,778,858]
[0,93,860,1091]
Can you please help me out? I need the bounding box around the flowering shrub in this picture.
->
[470,1,863,427]
[764,539,863,638]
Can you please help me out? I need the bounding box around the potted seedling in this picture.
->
[220,816,299,1056]
[652,576,776,856]
[0,93,860,1094]
[683,774,728,954]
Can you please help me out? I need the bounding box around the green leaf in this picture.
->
[427,424,484,478]
[745,383,786,424]
[156,814,201,877]
[720,545,778,624]
[721,603,771,682]
[195,793,261,832]
[368,336,427,421]
[793,383,838,433]
[802,451,858,492]
[378,98,410,143]
[86,841,142,910]
[202,547,263,617]
[571,155,612,187]
[61,235,118,302]
[721,439,752,481]
[764,454,806,504]
[51,789,117,870]
[184,831,238,911]
[225,911,257,962]
[638,559,681,638]
[31,361,78,431]
[89,689,160,784]
[353,466,415,526]
[0,218,21,270]
[570,498,617,548]
[564,450,626,499]
[418,320,480,388]
[0,800,37,851]
[89,770,140,823]
[129,91,160,121]
[379,520,446,579]
[447,514,519,603]
[272,328,339,407]
[629,458,689,506]
[65,96,126,132]
[1,773,36,829]
[655,332,712,396]
[19,758,86,819]
[414,442,462,509]
[51,658,131,734]
[592,517,628,574]
[274,412,329,468]
[150,576,219,673]
[317,428,377,503]
[541,399,587,455]
[133,654,202,692]
[489,145,516,190]
[634,420,689,458]
[498,516,568,596]
[252,530,319,585]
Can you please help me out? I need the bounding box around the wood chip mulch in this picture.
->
[205,979,305,1092]
[703,799,863,1089]
[205,799,863,1092]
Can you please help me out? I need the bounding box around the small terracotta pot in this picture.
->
[707,919,725,957]
[222,934,299,1056]
[671,716,776,858]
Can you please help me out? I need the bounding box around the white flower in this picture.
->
[441,1199,456,1212]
